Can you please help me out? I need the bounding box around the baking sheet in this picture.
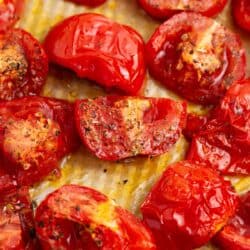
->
[17,1,250,249]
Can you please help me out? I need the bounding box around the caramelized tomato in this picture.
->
[0,96,79,186]
[75,96,187,161]
[35,185,156,250]
[141,161,238,250]
[67,0,106,7]
[44,13,146,95]
[146,12,246,105]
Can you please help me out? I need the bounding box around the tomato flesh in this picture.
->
[67,0,106,7]
[75,96,187,161]
[0,96,79,186]
[233,0,250,32]
[35,185,156,250]
[188,79,250,175]
[146,12,246,105]
[44,13,146,95]
[141,161,238,250]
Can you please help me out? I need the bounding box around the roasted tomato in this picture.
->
[44,13,145,95]
[146,12,246,105]
[0,96,79,186]
[75,96,186,161]
[0,186,38,250]
[0,0,24,31]
[141,161,238,250]
[138,0,227,19]
[0,28,48,100]
[67,0,106,7]
[214,191,250,250]
[35,185,156,250]
[188,79,250,175]
[232,0,250,32]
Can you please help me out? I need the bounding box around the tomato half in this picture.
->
[232,0,250,32]
[188,79,250,175]
[141,161,238,250]
[44,13,146,95]
[0,96,79,186]
[214,191,250,250]
[0,0,24,31]
[138,0,227,19]
[75,96,187,161]
[67,0,106,7]
[0,28,48,100]
[35,185,156,250]
[146,12,246,105]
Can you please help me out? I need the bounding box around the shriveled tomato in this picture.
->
[188,79,250,175]
[146,12,246,105]
[0,168,16,195]
[67,0,106,7]
[138,0,227,19]
[232,0,250,32]
[0,0,24,31]
[75,96,186,161]
[214,191,250,250]
[0,96,79,186]
[35,185,156,250]
[141,161,238,250]
[44,13,146,95]
[0,28,48,100]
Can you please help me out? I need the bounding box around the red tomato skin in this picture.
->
[232,0,250,32]
[188,79,250,175]
[44,13,146,95]
[146,12,246,105]
[138,0,227,19]
[0,96,79,186]
[214,192,250,250]
[67,0,106,7]
[75,96,187,161]
[141,161,238,250]
[35,185,156,250]
[0,28,48,100]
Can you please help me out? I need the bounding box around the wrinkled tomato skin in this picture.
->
[0,0,25,31]
[35,185,156,250]
[214,192,250,250]
[75,96,187,161]
[141,161,238,250]
[146,12,246,105]
[188,80,250,175]
[0,29,48,100]
[232,0,250,32]
[0,96,79,186]
[67,0,106,7]
[138,0,227,19]
[44,13,146,95]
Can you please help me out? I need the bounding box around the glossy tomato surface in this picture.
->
[67,0,106,7]
[188,79,250,175]
[75,96,187,161]
[35,185,156,250]
[0,96,79,186]
[138,0,227,19]
[0,28,48,100]
[44,13,146,95]
[232,0,250,32]
[141,161,238,250]
[214,191,250,250]
[146,12,246,105]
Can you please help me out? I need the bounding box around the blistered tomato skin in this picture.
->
[141,161,238,250]
[67,0,106,7]
[138,0,227,19]
[188,80,250,175]
[0,28,48,100]
[146,12,246,105]
[0,96,79,186]
[232,0,250,32]
[75,96,187,161]
[44,13,146,95]
[214,191,250,250]
[35,185,156,250]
